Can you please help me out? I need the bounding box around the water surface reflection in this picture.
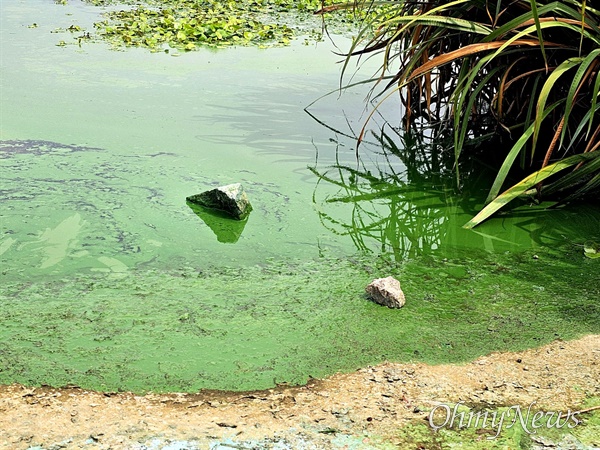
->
[309,126,600,260]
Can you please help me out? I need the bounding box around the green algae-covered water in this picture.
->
[1,1,599,393]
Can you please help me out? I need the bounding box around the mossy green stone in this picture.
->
[186,183,252,220]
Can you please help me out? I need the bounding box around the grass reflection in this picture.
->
[310,127,464,261]
[309,126,600,260]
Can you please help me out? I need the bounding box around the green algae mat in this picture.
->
[1,0,599,394]
[1,246,599,393]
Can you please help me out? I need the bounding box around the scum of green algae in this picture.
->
[3,138,598,284]
[1,139,600,393]
[1,243,598,393]
[2,0,600,396]
[2,135,597,394]
[0,138,357,279]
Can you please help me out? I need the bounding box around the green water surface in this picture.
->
[1,0,599,393]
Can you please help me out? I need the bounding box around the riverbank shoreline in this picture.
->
[2,335,598,449]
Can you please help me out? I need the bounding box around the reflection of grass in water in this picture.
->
[309,127,600,261]
[310,160,455,260]
[0,247,597,393]
[308,125,475,261]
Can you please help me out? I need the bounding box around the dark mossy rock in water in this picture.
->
[186,183,252,220]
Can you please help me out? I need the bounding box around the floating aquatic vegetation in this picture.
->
[584,240,600,259]
[85,0,373,50]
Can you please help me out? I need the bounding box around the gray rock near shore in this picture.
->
[186,183,252,220]
[365,276,405,308]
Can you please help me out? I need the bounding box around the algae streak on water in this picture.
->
[1,0,599,393]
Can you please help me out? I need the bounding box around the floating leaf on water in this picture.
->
[583,241,600,259]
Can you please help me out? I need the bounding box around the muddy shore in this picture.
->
[1,335,598,449]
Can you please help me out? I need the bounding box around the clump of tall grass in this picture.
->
[323,0,600,227]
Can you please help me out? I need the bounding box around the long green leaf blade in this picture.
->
[383,15,492,35]
[560,48,600,148]
[464,152,600,229]
[486,101,563,203]
[588,69,600,138]
[532,57,582,156]
[529,0,548,69]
